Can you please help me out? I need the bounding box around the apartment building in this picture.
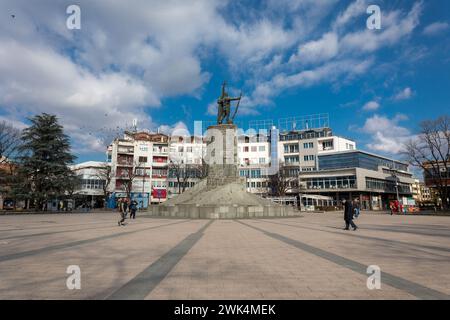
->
[237,133,271,195]
[167,135,206,198]
[107,131,169,208]
[411,179,435,205]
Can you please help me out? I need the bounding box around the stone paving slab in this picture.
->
[0,212,449,299]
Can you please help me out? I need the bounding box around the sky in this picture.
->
[0,0,449,165]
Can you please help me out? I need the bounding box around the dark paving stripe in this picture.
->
[237,220,450,300]
[258,219,450,255]
[0,220,119,232]
[362,225,450,238]
[107,220,214,300]
[0,220,189,263]
[0,219,162,241]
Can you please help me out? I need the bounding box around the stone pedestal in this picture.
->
[205,124,239,187]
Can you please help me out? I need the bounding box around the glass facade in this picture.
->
[303,175,356,190]
[366,177,411,194]
[239,169,262,178]
[81,179,105,190]
[318,151,408,172]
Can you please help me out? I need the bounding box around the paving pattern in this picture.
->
[0,212,449,299]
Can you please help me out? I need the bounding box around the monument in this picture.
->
[146,82,300,219]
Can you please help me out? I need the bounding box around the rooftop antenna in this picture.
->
[132,118,138,132]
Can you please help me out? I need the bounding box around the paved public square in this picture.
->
[0,211,449,300]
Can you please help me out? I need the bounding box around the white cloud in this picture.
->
[340,1,423,54]
[248,58,374,106]
[333,0,369,30]
[362,101,380,111]
[0,0,428,155]
[360,114,413,154]
[393,87,414,101]
[423,22,449,36]
[289,33,339,65]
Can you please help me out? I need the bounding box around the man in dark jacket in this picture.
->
[343,199,358,231]
[129,200,138,219]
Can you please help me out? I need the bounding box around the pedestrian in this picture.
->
[296,194,301,211]
[117,199,126,226]
[129,200,138,219]
[353,199,360,218]
[123,199,129,218]
[343,199,357,231]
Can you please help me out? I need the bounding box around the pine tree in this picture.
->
[16,113,77,210]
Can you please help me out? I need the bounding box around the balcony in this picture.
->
[117,147,134,154]
[152,147,169,155]
[117,161,133,166]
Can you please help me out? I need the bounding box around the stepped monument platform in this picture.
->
[145,124,301,219]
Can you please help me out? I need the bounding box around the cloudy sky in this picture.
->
[0,0,449,162]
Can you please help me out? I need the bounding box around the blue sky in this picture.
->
[0,0,449,164]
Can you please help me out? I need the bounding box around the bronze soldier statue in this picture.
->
[217,81,242,125]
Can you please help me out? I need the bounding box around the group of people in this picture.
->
[117,198,138,226]
[342,199,360,231]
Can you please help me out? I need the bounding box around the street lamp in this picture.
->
[392,171,401,210]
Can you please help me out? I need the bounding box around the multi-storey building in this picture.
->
[107,131,169,208]
[237,133,271,195]
[298,150,415,210]
[422,160,450,207]
[278,127,356,172]
[70,161,109,208]
[167,135,206,198]
[411,179,434,205]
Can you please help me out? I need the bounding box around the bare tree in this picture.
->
[169,158,198,194]
[0,121,22,164]
[268,164,298,197]
[119,161,142,201]
[94,163,114,206]
[404,115,449,209]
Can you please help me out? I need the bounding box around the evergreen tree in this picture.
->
[16,113,76,210]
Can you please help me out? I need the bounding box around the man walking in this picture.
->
[296,194,301,211]
[343,199,358,231]
[129,200,138,219]
[118,199,126,226]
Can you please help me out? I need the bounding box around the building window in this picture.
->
[259,146,265,152]
[285,155,299,164]
[259,158,266,164]
[251,146,257,152]
[138,156,147,163]
[284,144,299,153]
[244,146,249,152]
[322,140,333,150]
